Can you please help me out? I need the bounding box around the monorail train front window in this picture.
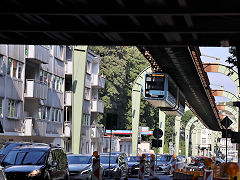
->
[146,76,165,90]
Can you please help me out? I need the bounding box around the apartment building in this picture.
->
[64,46,105,154]
[0,45,65,145]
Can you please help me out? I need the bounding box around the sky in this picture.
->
[199,47,237,103]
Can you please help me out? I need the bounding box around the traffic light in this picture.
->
[231,132,240,143]
[152,139,162,147]
[105,113,118,130]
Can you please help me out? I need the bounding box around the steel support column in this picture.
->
[159,110,166,154]
[175,116,181,155]
[185,117,198,157]
[211,131,216,157]
[192,129,197,156]
[132,66,152,156]
[72,46,88,154]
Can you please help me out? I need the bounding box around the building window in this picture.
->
[7,58,12,75]
[86,61,91,74]
[0,99,2,117]
[0,55,3,74]
[84,88,90,100]
[47,73,51,87]
[51,108,55,121]
[7,58,23,79]
[83,114,90,126]
[40,71,44,82]
[51,108,62,122]
[18,63,22,79]
[52,76,55,89]
[7,100,19,119]
[12,60,17,78]
[56,46,63,60]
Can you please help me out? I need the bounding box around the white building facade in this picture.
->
[0,45,105,154]
[0,45,65,145]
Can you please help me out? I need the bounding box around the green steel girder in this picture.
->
[132,66,152,155]
[185,116,198,157]
[175,116,181,155]
[72,46,88,154]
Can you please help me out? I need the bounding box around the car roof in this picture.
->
[11,144,60,152]
[67,154,92,157]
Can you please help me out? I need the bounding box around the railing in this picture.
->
[91,99,104,113]
[26,45,49,64]
[32,119,47,136]
[25,79,48,100]
[91,125,104,138]
[64,91,72,106]
[46,121,63,135]
[91,74,105,88]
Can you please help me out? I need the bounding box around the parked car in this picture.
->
[100,154,128,179]
[1,144,69,180]
[67,154,104,180]
[127,156,140,177]
[0,142,33,162]
[0,166,6,180]
[156,154,186,174]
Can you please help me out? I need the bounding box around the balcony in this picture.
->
[65,60,72,75]
[32,119,47,136]
[91,74,105,88]
[26,45,49,64]
[46,121,63,135]
[24,79,48,100]
[91,125,104,138]
[64,122,71,137]
[91,99,104,113]
[65,91,72,106]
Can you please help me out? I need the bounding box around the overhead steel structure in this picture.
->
[1,0,240,46]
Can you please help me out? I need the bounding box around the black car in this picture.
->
[1,144,69,180]
[127,156,140,177]
[0,142,33,162]
[100,154,128,180]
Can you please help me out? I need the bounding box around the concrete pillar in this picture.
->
[159,110,166,154]
[72,46,88,154]
[175,116,181,155]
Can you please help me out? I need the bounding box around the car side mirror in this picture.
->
[51,160,57,167]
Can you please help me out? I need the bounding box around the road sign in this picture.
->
[221,116,233,129]
[152,139,162,147]
[153,128,163,139]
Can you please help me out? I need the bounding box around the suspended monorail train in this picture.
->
[142,73,185,116]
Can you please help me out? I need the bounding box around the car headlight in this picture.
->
[81,169,91,175]
[28,169,41,177]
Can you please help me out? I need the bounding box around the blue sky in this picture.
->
[200,47,237,102]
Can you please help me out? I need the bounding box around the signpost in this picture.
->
[221,116,233,163]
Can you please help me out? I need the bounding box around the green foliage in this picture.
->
[181,110,194,127]
[89,46,160,130]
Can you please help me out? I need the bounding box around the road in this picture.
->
[128,173,173,180]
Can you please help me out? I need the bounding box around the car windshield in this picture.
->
[0,144,22,155]
[157,155,172,162]
[127,156,140,162]
[67,156,92,164]
[2,150,47,166]
[100,156,118,164]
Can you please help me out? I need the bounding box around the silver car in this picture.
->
[67,154,104,180]
[156,155,186,174]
